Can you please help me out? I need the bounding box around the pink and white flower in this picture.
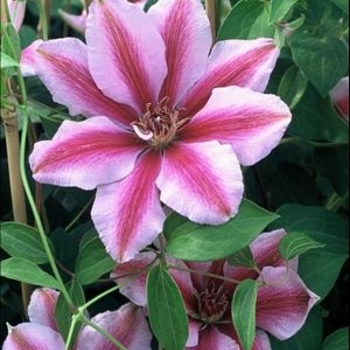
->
[29,0,292,262]
[111,229,319,349]
[3,288,152,350]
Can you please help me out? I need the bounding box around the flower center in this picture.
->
[132,97,187,149]
[196,280,229,324]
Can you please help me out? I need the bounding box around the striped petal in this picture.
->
[156,141,244,225]
[28,288,59,332]
[34,38,135,125]
[180,86,291,166]
[256,267,320,340]
[86,0,167,112]
[180,38,280,116]
[111,251,157,306]
[186,326,239,350]
[76,304,152,350]
[148,0,211,105]
[250,229,298,271]
[253,330,272,350]
[30,117,143,190]
[91,150,165,262]
[3,323,64,350]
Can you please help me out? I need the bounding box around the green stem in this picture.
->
[64,196,94,231]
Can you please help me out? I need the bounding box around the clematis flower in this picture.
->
[111,229,319,349]
[59,0,148,34]
[7,0,26,31]
[3,288,152,350]
[28,0,292,262]
[330,76,349,121]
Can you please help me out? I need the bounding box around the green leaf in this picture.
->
[269,0,299,23]
[0,52,19,69]
[330,0,349,13]
[279,232,325,260]
[147,265,188,350]
[271,205,349,255]
[55,279,85,342]
[232,279,258,350]
[218,0,274,40]
[322,328,349,350]
[290,33,348,96]
[1,257,60,289]
[270,306,323,350]
[0,222,52,264]
[1,23,21,62]
[165,199,279,261]
[278,65,308,110]
[228,246,256,268]
[75,234,116,285]
[298,251,347,300]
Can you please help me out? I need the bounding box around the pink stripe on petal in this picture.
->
[180,38,279,116]
[181,86,291,166]
[156,141,244,225]
[92,150,165,262]
[148,0,211,105]
[86,0,167,112]
[35,38,135,125]
[30,117,143,190]
[187,326,239,350]
[3,323,64,350]
[28,288,59,332]
[76,304,152,350]
[256,267,320,340]
[111,251,157,306]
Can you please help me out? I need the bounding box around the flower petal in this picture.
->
[187,320,201,347]
[180,86,291,166]
[156,141,244,225]
[30,117,142,190]
[148,0,211,105]
[111,251,157,306]
[167,255,197,313]
[34,38,134,125]
[58,9,87,34]
[253,330,272,350]
[180,38,280,116]
[91,150,165,262]
[256,266,320,340]
[20,40,43,77]
[8,0,26,31]
[250,229,298,271]
[86,0,167,112]
[330,76,349,120]
[76,304,152,350]
[28,288,59,332]
[3,323,64,350]
[187,326,239,350]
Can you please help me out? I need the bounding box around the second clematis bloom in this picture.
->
[112,229,320,349]
[29,0,292,262]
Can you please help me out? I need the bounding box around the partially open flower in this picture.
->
[330,76,349,121]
